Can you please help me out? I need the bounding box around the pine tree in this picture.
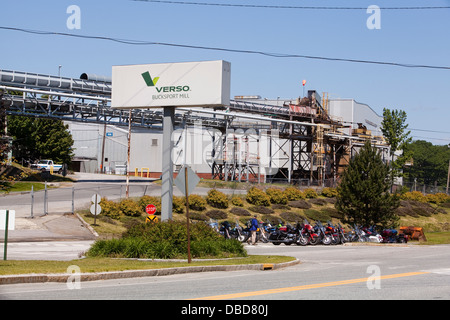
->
[335,140,400,229]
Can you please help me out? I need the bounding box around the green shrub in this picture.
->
[231,196,244,207]
[401,191,427,203]
[321,187,338,198]
[100,197,121,220]
[173,196,185,214]
[119,199,142,217]
[138,196,161,214]
[88,221,247,259]
[187,194,207,211]
[283,187,305,200]
[426,193,450,204]
[266,187,288,205]
[206,189,229,209]
[246,187,270,206]
[303,188,318,199]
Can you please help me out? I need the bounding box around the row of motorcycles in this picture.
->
[209,219,408,245]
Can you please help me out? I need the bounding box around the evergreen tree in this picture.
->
[335,140,400,229]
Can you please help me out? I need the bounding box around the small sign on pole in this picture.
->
[90,194,101,226]
[174,165,200,264]
[146,204,157,215]
[1,210,15,261]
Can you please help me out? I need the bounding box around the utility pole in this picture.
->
[126,110,132,198]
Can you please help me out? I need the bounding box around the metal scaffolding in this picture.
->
[1,69,390,185]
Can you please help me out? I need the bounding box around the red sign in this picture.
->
[146,204,156,215]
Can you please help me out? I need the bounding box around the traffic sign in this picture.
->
[91,194,101,206]
[146,215,158,223]
[146,204,156,215]
[90,204,102,216]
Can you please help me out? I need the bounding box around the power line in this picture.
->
[132,0,450,10]
[1,26,450,71]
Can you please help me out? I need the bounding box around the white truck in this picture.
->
[31,160,63,174]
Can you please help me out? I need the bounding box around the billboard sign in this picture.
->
[112,60,231,109]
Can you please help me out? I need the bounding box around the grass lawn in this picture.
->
[0,182,46,193]
[0,255,296,276]
[415,232,450,245]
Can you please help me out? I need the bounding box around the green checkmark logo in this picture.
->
[141,71,159,87]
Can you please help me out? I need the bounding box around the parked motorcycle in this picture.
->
[268,222,299,245]
[298,219,320,245]
[381,228,407,243]
[325,221,340,245]
[219,220,249,242]
[336,223,350,244]
[314,221,332,245]
[362,226,383,243]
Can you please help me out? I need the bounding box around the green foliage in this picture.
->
[303,188,318,198]
[119,199,142,217]
[172,196,185,214]
[403,140,450,186]
[401,192,450,205]
[266,187,288,204]
[335,140,400,229]
[88,220,247,259]
[381,108,412,164]
[283,187,305,200]
[230,196,244,207]
[7,116,74,164]
[187,194,207,211]
[138,195,161,214]
[400,191,427,203]
[246,187,270,206]
[206,189,229,209]
[321,187,338,198]
[100,197,121,220]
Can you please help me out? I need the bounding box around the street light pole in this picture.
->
[447,143,450,195]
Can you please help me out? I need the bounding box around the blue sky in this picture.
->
[1,0,449,145]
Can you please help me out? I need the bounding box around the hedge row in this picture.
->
[98,187,338,221]
[400,191,450,204]
[87,220,246,259]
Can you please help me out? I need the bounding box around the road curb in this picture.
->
[0,259,300,285]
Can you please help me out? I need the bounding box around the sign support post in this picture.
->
[161,106,175,222]
[3,210,9,261]
[184,166,192,263]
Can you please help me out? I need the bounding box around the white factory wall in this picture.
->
[329,99,383,137]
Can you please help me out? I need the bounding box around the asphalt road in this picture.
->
[1,243,449,301]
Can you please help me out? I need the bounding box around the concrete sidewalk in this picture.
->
[0,213,97,242]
